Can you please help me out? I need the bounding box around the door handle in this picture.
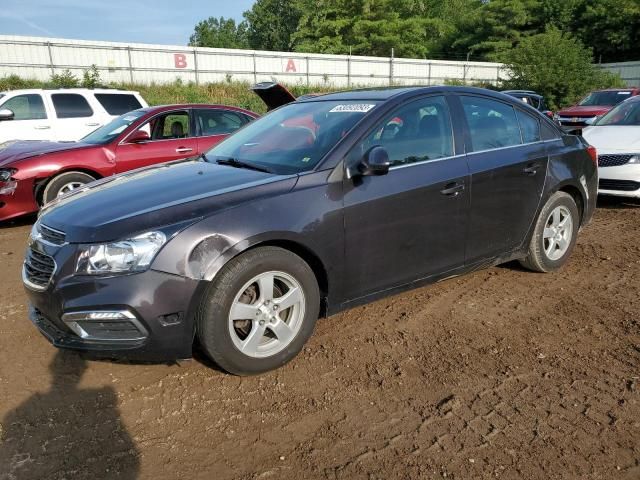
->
[34,125,50,130]
[175,147,193,154]
[523,163,541,176]
[440,182,465,196]
[85,122,100,127]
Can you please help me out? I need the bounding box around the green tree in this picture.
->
[243,0,304,51]
[501,27,624,109]
[188,17,249,49]
[574,0,640,62]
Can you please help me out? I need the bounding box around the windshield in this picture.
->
[596,100,640,126]
[579,91,633,107]
[80,110,147,144]
[204,100,380,174]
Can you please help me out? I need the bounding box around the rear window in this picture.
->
[51,93,93,118]
[461,96,522,152]
[579,91,633,107]
[94,93,143,115]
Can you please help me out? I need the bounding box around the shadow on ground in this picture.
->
[0,350,139,479]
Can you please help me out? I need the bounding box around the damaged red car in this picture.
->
[0,104,259,221]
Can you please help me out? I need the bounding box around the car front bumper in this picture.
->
[24,268,203,361]
[0,177,39,222]
[598,163,640,198]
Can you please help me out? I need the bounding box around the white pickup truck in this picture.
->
[0,88,148,143]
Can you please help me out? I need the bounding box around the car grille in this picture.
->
[24,248,56,289]
[39,223,66,245]
[599,179,640,191]
[598,154,634,167]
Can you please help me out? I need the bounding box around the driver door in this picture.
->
[342,95,469,300]
[0,93,52,142]
[115,110,198,173]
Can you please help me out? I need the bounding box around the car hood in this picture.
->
[582,125,640,152]
[0,140,93,167]
[39,159,298,243]
[557,105,611,117]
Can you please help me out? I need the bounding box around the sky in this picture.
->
[0,0,256,45]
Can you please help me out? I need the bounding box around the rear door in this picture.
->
[342,95,469,299]
[455,95,548,263]
[115,109,198,173]
[50,92,102,141]
[194,108,254,152]
[0,93,52,142]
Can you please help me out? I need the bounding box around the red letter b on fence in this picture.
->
[174,54,187,69]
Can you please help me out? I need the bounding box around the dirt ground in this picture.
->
[0,197,639,480]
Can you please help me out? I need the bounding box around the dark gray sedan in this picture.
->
[23,86,598,375]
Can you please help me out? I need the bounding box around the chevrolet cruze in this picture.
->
[23,86,598,375]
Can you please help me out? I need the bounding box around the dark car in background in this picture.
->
[23,86,597,375]
[0,104,258,222]
[556,87,640,133]
[502,90,553,118]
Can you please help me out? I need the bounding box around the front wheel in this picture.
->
[196,246,320,375]
[519,191,580,272]
[42,171,96,205]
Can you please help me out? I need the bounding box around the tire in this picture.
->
[42,171,96,205]
[196,246,320,375]
[519,191,580,273]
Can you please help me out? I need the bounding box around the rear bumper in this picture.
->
[0,178,39,222]
[24,269,203,362]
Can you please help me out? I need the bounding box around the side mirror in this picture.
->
[127,130,150,143]
[0,109,15,121]
[358,146,391,176]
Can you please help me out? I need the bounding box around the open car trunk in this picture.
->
[251,82,298,111]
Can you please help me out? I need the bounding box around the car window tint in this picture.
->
[94,94,142,115]
[361,96,454,167]
[196,109,250,136]
[461,96,522,152]
[516,109,541,143]
[51,94,93,118]
[541,121,561,141]
[1,94,47,120]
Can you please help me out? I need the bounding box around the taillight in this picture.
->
[586,145,597,166]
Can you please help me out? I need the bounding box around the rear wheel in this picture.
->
[520,191,580,272]
[42,171,95,204]
[196,247,320,375]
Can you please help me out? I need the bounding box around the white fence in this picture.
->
[0,35,506,87]
[599,61,640,87]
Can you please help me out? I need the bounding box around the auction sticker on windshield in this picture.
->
[329,104,376,113]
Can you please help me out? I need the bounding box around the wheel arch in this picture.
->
[34,167,103,205]
[199,235,330,317]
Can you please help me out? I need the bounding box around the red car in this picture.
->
[556,87,640,132]
[0,104,259,222]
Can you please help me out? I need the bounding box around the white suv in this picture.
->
[0,88,148,143]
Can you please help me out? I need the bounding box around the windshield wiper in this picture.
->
[214,157,273,174]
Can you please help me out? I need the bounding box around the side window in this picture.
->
[138,111,190,140]
[1,94,47,120]
[51,94,93,118]
[195,109,251,136]
[541,121,561,141]
[359,96,454,167]
[461,96,522,152]
[516,110,541,143]
[94,94,142,115]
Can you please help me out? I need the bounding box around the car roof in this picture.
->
[0,88,142,95]
[138,104,258,116]
[299,85,516,103]
[593,87,638,92]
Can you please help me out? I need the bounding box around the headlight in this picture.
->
[76,231,166,275]
[629,155,640,164]
[0,168,16,182]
